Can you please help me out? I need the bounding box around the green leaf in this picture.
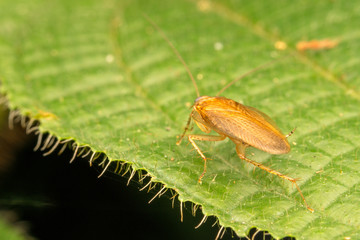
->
[0,216,27,240]
[1,0,360,239]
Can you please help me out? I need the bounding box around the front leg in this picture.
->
[187,134,226,183]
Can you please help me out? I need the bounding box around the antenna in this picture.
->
[216,55,290,96]
[143,13,200,97]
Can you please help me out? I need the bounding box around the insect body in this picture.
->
[189,95,290,154]
[177,96,296,188]
[144,14,313,212]
[177,96,313,212]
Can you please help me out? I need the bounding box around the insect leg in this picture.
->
[176,112,194,145]
[188,134,226,183]
[235,143,314,212]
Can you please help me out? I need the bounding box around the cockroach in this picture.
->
[144,14,313,212]
[296,39,338,51]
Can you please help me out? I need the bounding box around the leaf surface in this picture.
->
[1,0,360,239]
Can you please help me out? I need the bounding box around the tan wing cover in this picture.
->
[194,96,290,154]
